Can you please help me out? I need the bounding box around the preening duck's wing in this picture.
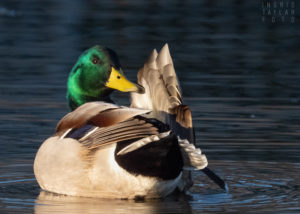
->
[77,117,159,149]
[131,44,194,142]
[56,101,182,156]
[130,44,196,148]
[56,102,155,149]
[131,44,181,113]
[56,102,119,132]
[131,44,226,190]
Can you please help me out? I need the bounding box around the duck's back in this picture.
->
[34,102,186,198]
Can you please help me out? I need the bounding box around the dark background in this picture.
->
[0,0,299,213]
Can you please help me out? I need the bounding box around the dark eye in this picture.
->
[92,57,100,64]
[117,75,121,79]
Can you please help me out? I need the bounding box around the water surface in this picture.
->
[0,0,300,213]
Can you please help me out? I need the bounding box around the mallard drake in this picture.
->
[34,44,226,199]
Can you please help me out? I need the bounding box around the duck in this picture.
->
[34,44,226,199]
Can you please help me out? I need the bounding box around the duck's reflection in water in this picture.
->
[35,191,192,214]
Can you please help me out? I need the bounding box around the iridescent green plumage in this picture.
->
[67,45,122,110]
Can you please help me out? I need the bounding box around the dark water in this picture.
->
[0,0,300,213]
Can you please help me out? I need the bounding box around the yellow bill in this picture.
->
[105,67,144,93]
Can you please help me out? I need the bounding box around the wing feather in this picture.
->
[131,44,181,114]
[130,44,205,191]
[56,102,150,132]
[77,118,160,149]
[131,44,193,143]
[56,102,118,132]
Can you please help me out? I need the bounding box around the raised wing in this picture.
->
[131,44,181,114]
[131,44,226,190]
[130,44,194,142]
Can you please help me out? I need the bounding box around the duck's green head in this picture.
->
[67,45,144,110]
